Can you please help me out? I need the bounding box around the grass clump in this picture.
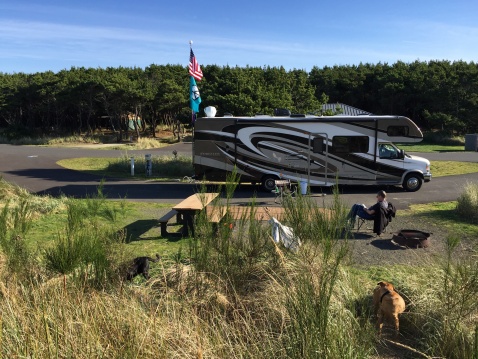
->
[423,131,465,146]
[44,183,128,286]
[190,169,279,291]
[0,199,35,278]
[133,136,169,149]
[0,177,65,215]
[58,154,193,179]
[456,181,478,223]
[277,186,373,358]
[365,236,478,359]
[109,153,193,178]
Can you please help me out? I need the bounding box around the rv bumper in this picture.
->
[424,172,432,182]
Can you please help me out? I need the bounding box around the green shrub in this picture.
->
[281,269,374,359]
[107,154,193,177]
[395,236,478,359]
[278,187,361,358]
[456,182,478,223]
[423,131,465,146]
[44,183,127,286]
[0,200,34,277]
[281,183,351,245]
[190,170,280,292]
[44,226,123,284]
[44,231,90,274]
[0,177,65,214]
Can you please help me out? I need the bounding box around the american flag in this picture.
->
[189,49,203,81]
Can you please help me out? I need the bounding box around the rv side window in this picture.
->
[332,136,369,153]
[379,143,400,159]
[387,126,409,137]
[312,137,325,153]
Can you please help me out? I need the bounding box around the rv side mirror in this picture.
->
[312,138,325,153]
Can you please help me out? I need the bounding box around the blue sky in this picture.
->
[1,0,477,74]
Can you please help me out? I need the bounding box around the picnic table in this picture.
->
[159,192,220,237]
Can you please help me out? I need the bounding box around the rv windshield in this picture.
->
[378,143,401,159]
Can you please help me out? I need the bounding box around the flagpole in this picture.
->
[189,40,195,153]
[189,40,195,129]
[189,40,202,140]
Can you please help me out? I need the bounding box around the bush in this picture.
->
[44,226,124,285]
[44,184,127,286]
[44,230,92,274]
[423,131,465,146]
[0,177,66,215]
[107,154,193,178]
[456,182,478,223]
[0,200,35,278]
[389,236,478,359]
[190,176,278,291]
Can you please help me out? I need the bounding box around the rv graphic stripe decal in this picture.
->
[194,120,408,184]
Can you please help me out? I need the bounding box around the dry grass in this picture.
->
[0,180,477,358]
[456,181,478,223]
[0,127,191,148]
[0,233,477,358]
[0,262,283,358]
[0,177,31,200]
[0,275,197,358]
[0,177,65,215]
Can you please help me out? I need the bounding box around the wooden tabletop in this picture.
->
[208,205,333,221]
[173,193,219,211]
[207,206,285,221]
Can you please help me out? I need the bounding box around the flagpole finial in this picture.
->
[189,40,193,47]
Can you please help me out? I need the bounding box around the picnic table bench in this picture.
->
[158,209,179,237]
[159,193,221,237]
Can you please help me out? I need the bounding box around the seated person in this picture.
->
[347,190,389,228]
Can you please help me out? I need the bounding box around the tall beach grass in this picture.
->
[456,181,478,223]
[0,177,477,358]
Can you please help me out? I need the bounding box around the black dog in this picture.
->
[125,254,160,280]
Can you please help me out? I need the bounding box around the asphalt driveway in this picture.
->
[0,143,477,210]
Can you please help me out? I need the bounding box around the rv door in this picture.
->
[308,135,331,184]
[330,135,375,180]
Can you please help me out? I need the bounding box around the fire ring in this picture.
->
[392,229,431,248]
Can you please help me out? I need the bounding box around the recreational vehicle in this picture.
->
[193,113,432,192]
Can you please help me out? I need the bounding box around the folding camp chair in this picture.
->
[356,202,396,235]
[356,216,371,232]
[272,179,297,204]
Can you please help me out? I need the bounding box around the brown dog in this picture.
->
[373,281,405,336]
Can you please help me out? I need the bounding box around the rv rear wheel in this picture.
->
[262,175,279,192]
[403,173,422,192]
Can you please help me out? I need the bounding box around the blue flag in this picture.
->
[190,76,201,113]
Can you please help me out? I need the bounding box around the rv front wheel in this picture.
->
[262,175,279,192]
[403,173,422,192]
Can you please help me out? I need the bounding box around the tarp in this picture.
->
[269,217,301,253]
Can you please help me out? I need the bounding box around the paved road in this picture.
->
[1,143,477,210]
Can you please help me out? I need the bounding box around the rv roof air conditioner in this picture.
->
[204,106,217,117]
[274,108,291,116]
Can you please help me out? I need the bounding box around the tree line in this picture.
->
[0,60,477,140]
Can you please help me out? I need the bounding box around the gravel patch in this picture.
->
[346,216,476,267]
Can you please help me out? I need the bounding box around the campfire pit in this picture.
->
[392,230,431,248]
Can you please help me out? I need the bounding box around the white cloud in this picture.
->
[1,11,478,74]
